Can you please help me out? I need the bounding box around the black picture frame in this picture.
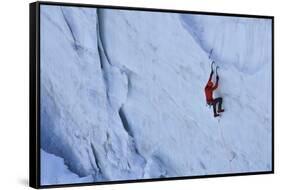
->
[29,1,274,189]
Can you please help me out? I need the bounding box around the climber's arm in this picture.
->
[208,71,214,82]
[212,75,219,90]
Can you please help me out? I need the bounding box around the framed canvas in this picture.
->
[29,1,274,188]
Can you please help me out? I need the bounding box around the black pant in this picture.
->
[211,97,223,115]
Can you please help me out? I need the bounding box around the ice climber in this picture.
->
[205,69,224,117]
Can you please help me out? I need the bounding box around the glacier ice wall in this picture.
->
[40,5,272,185]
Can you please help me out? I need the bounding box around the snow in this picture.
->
[40,5,272,185]
[40,150,93,185]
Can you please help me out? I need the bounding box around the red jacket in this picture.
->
[205,75,218,103]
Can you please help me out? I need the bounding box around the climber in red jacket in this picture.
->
[205,70,224,117]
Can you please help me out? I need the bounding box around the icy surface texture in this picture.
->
[40,5,272,185]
